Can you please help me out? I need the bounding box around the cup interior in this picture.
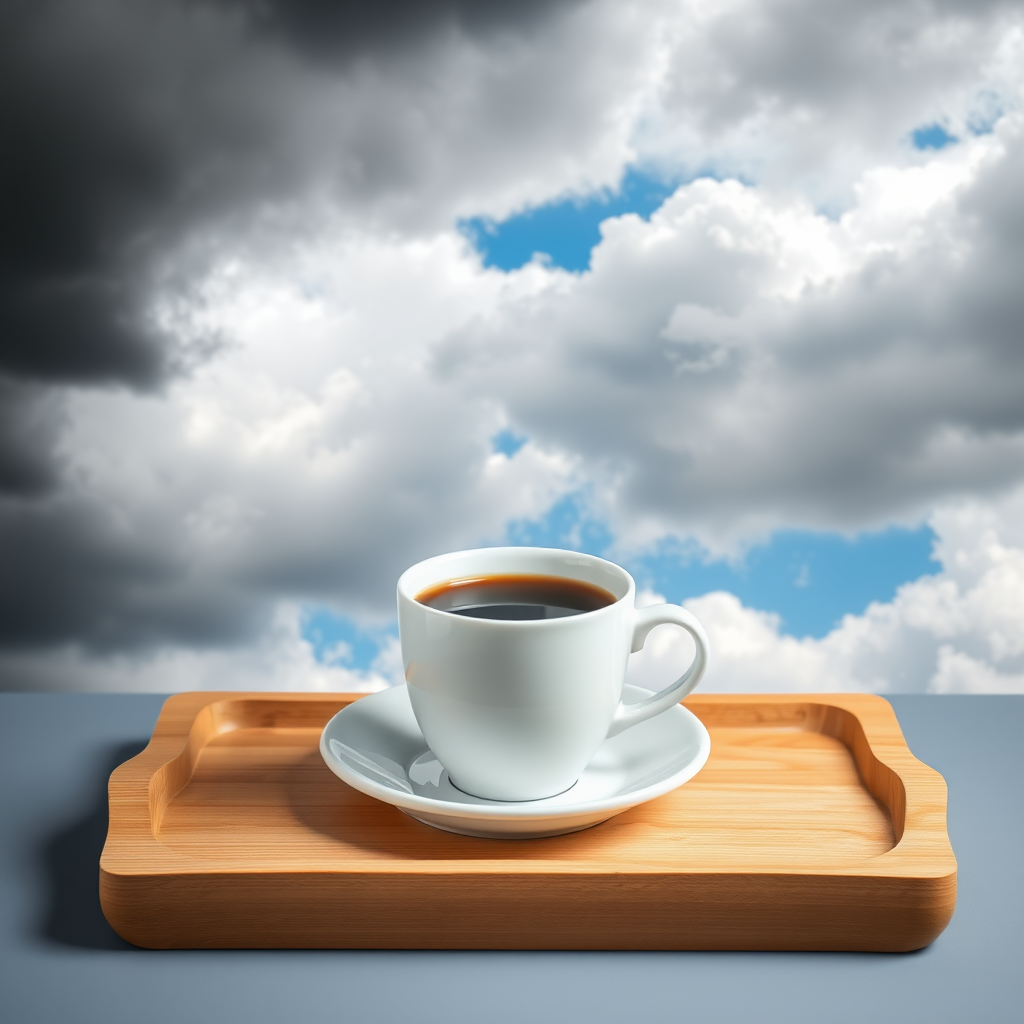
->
[398,547,633,609]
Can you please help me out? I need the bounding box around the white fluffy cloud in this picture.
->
[445,115,1024,551]
[4,233,575,652]
[637,0,1024,207]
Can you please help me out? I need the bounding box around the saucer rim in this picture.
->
[319,684,711,823]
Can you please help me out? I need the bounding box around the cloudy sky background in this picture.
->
[2,0,1023,694]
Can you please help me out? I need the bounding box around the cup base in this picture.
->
[447,774,580,804]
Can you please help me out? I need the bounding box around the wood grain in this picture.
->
[100,692,956,950]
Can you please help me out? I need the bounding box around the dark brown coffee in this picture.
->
[415,573,617,620]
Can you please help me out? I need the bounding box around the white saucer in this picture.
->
[319,684,711,839]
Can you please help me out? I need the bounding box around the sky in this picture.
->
[1,0,1023,695]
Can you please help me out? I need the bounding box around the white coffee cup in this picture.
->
[397,546,709,802]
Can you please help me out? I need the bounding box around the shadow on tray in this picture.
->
[38,739,148,950]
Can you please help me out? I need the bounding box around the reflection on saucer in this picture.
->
[408,751,445,787]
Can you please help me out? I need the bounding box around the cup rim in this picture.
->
[397,546,635,624]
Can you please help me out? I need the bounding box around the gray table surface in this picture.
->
[0,693,1021,1024]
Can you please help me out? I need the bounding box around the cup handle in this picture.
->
[606,604,710,738]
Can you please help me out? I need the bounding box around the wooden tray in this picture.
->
[100,691,956,950]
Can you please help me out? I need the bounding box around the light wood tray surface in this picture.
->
[101,691,956,950]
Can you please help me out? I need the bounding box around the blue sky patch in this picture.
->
[492,428,527,457]
[505,491,615,554]
[462,168,681,272]
[912,123,957,150]
[629,526,940,638]
[503,493,939,638]
[302,608,395,669]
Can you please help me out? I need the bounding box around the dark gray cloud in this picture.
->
[0,377,62,494]
[0,495,268,651]
[220,0,579,60]
[2,0,215,390]
[0,0,583,493]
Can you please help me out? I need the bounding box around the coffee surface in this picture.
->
[416,573,616,620]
